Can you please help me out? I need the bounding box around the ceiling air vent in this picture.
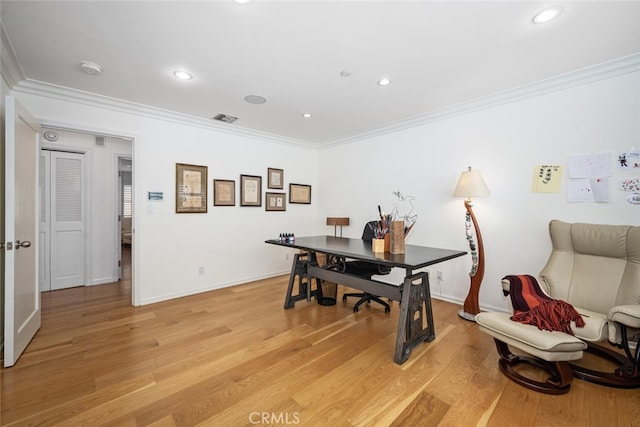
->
[213,113,238,124]
[95,135,106,148]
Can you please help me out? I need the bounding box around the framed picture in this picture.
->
[213,179,235,206]
[289,183,311,204]
[176,163,208,213]
[240,174,262,206]
[267,167,284,189]
[266,192,286,211]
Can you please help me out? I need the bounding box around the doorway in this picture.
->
[118,156,132,282]
[39,128,134,299]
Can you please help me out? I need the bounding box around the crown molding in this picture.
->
[0,20,26,88]
[318,53,640,149]
[7,49,639,151]
[10,79,317,150]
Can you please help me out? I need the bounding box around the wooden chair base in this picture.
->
[570,341,640,389]
[493,336,640,394]
[494,339,573,395]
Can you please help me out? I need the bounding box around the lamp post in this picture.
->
[453,166,490,321]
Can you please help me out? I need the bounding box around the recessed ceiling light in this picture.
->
[80,61,102,75]
[244,95,267,104]
[532,6,563,24]
[340,70,352,77]
[377,78,391,86]
[233,0,251,4]
[302,113,312,118]
[173,70,193,80]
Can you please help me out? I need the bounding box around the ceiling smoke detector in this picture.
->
[213,113,238,123]
[80,61,102,75]
[43,130,59,141]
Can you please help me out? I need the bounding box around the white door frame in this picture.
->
[117,165,123,281]
[38,150,51,292]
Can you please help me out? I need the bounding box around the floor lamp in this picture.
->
[453,166,490,322]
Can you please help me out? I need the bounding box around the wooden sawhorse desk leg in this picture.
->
[284,252,323,309]
[394,271,434,364]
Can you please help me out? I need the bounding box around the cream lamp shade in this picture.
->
[453,166,490,200]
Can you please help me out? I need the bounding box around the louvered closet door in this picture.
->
[50,151,85,290]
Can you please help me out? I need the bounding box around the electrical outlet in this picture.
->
[437,270,444,281]
[198,266,205,275]
[285,253,290,261]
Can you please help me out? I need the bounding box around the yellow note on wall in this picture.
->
[532,165,562,193]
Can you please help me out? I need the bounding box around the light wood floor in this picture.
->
[2,256,639,426]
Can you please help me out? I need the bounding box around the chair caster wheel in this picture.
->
[385,307,390,313]
[342,295,347,301]
[353,307,359,312]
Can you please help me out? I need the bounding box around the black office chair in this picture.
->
[341,221,392,313]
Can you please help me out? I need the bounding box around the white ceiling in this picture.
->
[2,1,639,146]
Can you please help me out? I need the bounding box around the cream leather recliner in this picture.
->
[476,220,640,394]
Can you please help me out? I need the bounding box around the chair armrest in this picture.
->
[501,279,511,296]
[608,305,640,329]
[500,276,550,297]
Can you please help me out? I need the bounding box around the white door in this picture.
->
[4,96,41,367]
[39,149,85,291]
[50,151,85,290]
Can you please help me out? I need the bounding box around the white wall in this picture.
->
[14,91,318,305]
[317,70,640,312]
[10,64,639,312]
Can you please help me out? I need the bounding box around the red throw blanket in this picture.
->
[505,274,585,334]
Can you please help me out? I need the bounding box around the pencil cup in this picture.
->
[390,221,405,254]
[372,238,385,253]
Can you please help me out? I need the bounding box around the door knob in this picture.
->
[15,240,31,249]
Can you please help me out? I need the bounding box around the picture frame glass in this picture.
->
[266,192,286,211]
[176,163,207,213]
[267,168,284,190]
[213,179,235,206]
[240,174,262,206]
[289,183,311,204]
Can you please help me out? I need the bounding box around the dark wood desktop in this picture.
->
[265,236,466,364]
